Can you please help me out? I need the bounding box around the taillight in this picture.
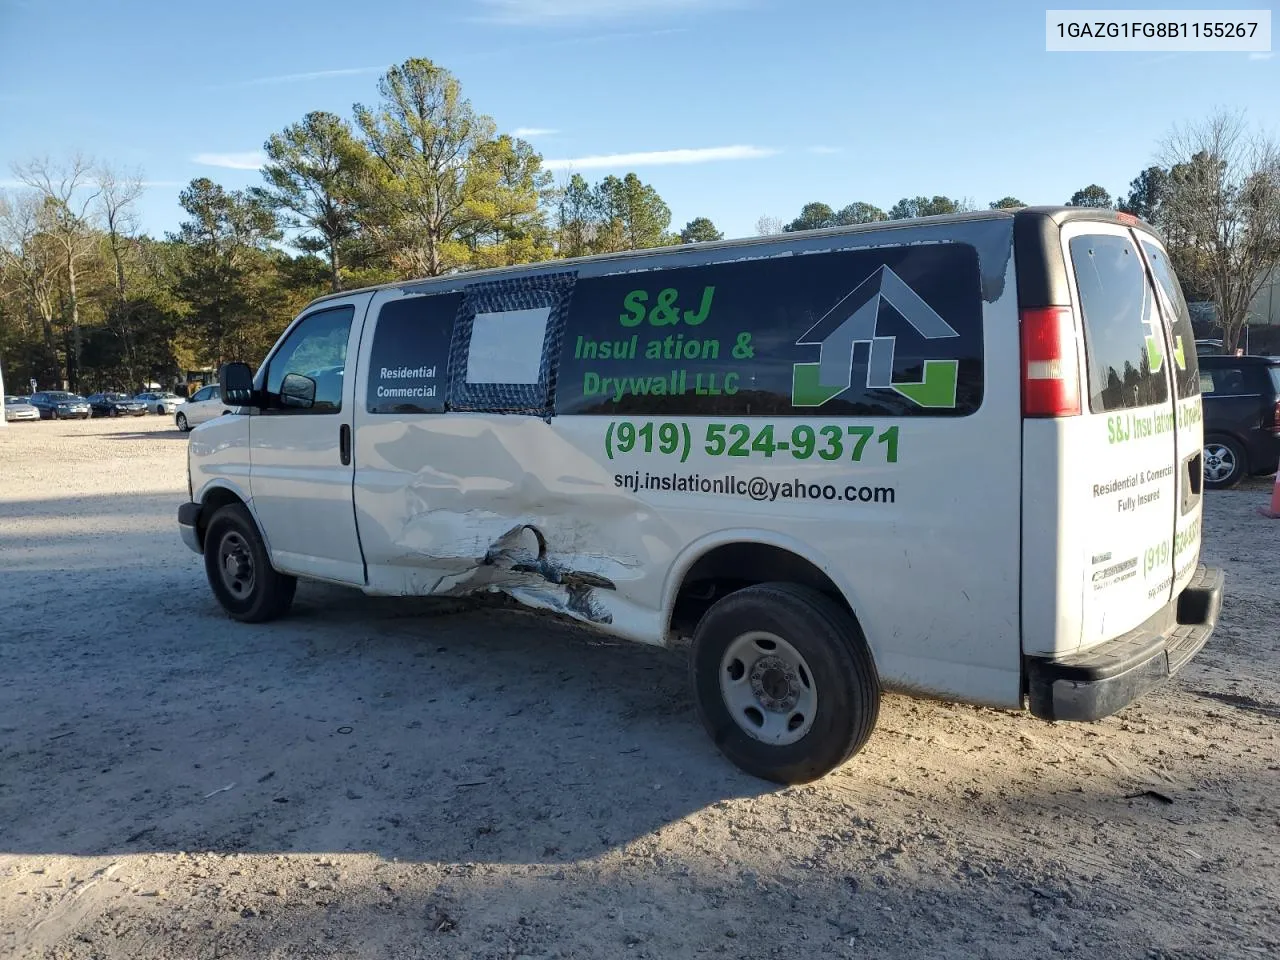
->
[1271,398,1280,436]
[1020,306,1082,418]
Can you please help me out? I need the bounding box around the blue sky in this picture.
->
[0,0,1275,241]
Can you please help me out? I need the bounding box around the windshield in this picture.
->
[47,392,79,401]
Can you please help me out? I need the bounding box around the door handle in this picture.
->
[339,423,351,466]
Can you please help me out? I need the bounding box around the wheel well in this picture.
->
[197,487,246,548]
[668,542,853,640]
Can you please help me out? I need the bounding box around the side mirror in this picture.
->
[279,373,316,409]
[219,362,257,407]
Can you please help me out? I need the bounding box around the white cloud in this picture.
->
[192,152,266,171]
[223,66,384,88]
[1248,51,1275,61]
[807,146,842,155]
[544,144,777,171]
[474,0,735,25]
[513,127,559,137]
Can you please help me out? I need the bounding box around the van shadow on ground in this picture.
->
[0,489,776,863]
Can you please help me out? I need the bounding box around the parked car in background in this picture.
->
[28,391,92,420]
[176,384,224,431]
[135,391,185,415]
[1195,339,1224,356]
[4,395,39,421]
[1199,354,1280,489]
[87,392,147,417]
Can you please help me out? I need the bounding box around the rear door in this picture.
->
[1062,223,1180,647]
[1137,238,1204,593]
[187,385,220,425]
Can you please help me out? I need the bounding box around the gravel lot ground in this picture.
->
[1,416,1277,960]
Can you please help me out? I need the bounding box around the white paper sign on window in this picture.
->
[466,307,550,384]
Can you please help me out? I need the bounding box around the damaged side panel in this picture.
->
[353,413,681,644]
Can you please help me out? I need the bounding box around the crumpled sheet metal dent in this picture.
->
[379,419,663,626]
[430,522,619,624]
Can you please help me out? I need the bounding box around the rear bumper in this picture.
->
[178,501,203,554]
[1027,564,1224,722]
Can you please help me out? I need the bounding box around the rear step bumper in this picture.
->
[1026,564,1225,722]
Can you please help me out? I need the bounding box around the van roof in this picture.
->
[304,205,1163,310]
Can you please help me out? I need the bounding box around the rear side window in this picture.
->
[1140,241,1200,399]
[1070,234,1168,413]
[1269,366,1280,395]
[1201,365,1257,396]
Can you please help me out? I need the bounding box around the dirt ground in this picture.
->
[0,416,1277,960]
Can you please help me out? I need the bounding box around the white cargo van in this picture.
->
[179,207,1224,783]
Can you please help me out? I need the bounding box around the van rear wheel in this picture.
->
[691,582,879,784]
[203,503,297,623]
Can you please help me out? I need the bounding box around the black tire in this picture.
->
[109,406,119,417]
[691,582,880,784]
[1203,434,1247,490]
[51,409,59,420]
[176,412,189,432]
[203,503,297,623]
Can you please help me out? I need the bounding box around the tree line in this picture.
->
[764,112,1280,354]
[0,58,725,392]
[2,57,1277,393]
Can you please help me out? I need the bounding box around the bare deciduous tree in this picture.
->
[1160,111,1280,353]
[12,154,101,385]
[96,164,144,303]
[0,190,62,378]
[755,215,784,236]
[95,165,146,385]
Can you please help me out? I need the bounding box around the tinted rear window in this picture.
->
[1070,234,1168,413]
[1268,365,1280,395]
[1140,241,1200,399]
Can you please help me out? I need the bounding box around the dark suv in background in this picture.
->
[1199,354,1280,489]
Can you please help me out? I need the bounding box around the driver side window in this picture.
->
[264,305,355,413]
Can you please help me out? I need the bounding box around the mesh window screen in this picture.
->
[446,271,577,415]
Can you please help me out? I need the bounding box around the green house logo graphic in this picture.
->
[792,265,960,408]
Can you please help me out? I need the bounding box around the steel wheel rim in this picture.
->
[1204,443,1236,483]
[217,531,255,599]
[719,631,817,745]
[177,414,187,430]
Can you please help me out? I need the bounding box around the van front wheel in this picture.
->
[691,582,880,784]
[203,503,297,623]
